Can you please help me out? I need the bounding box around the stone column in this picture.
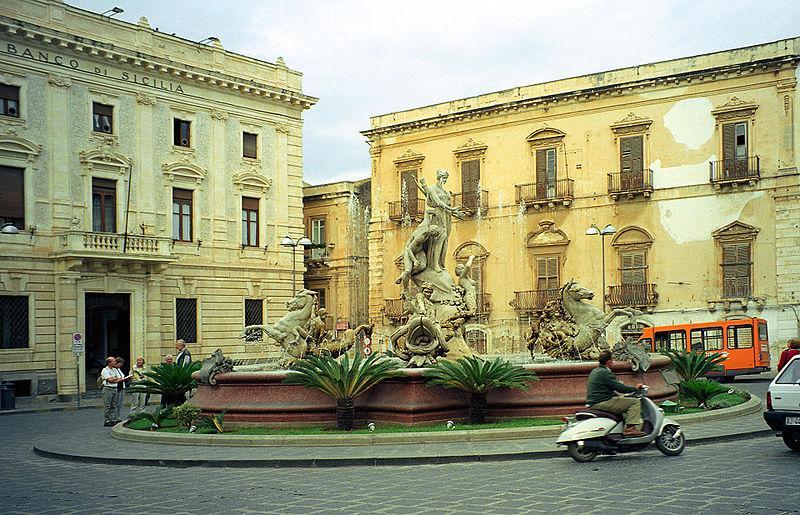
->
[145,274,163,365]
[777,80,796,172]
[47,74,72,230]
[367,143,386,324]
[775,192,800,361]
[53,271,80,396]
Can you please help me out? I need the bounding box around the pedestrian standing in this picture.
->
[114,357,132,422]
[101,357,124,427]
[129,356,148,413]
[778,339,800,371]
[175,339,192,366]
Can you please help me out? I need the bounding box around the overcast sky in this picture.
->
[71,1,800,184]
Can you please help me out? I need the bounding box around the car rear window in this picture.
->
[776,358,800,385]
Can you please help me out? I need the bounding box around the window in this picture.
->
[775,358,800,385]
[244,299,263,341]
[92,103,113,134]
[620,250,647,285]
[310,218,326,260]
[690,327,723,352]
[0,166,24,230]
[243,132,258,159]
[0,296,28,349]
[536,256,559,291]
[722,122,748,177]
[619,135,644,189]
[758,322,768,342]
[460,159,481,210]
[175,298,197,343]
[91,178,116,233]
[535,148,557,198]
[317,289,326,309]
[727,325,753,349]
[721,242,751,298]
[400,169,419,217]
[241,197,259,247]
[655,330,686,351]
[173,119,191,147]
[172,188,193,242]
[465,329,487,354]
[0,84,20,117]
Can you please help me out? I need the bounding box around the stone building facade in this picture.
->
[302,179,370,334]
[363,38,800,362]
[0,0,316,398]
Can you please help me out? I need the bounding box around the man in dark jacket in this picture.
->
[175,339,191,366]
[586,350,644,437]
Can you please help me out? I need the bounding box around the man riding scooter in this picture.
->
[586,350,645,437]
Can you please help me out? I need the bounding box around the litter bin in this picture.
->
[0,381,15,410]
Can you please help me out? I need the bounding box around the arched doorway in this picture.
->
[85,293,130,388]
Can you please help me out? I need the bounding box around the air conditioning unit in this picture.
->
[181,138,189,146]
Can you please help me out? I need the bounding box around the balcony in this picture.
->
[608,169,654,200]
[709,156,760,188]
[453,190,488,217]
[388,198,425,223]
[383,297,407,324]
[509,288,560,313]
[474,292,492,323]
[605,283,659,312]
[56,231,175,264]
[515,179,574,209]
[304,244,331,267]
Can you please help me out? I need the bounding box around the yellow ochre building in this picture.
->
[0,0,316,399]
[363,37,800,363]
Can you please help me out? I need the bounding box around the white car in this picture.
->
[764,355,800,451]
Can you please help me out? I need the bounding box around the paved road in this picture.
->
[1,409,797,514]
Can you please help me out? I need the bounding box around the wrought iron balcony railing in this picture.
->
[383,297,407,323]
[515,179,574,208]
[709,156,760,186]
[388,198,425,223]
[605,283,659,310]
[56,231,174,261]
[607,169,654,200]
[304,244,331,264]
[510,288,560,312]
[722,281,751,300]
[453,190,488,216]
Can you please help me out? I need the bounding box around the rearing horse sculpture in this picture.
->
[560,280,641,352]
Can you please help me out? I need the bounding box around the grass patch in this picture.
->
[126,417,181,431]
[662,391,749,415]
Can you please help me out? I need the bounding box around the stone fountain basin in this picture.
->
[190,356,675,426]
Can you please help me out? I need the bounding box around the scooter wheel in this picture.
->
[656,425,686,456]
[567,442,598,462]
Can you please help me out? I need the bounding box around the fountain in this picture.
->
[190,168,673,426]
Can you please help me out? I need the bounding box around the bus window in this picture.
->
[655,330,686,351]
[728,325,754,349]
[639,338,653,351]
[690,327,723,352]
[758,322,768,342]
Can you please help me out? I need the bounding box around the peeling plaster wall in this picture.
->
[658,191,765,244]
[663,98,715,150]
[651,157,716,189]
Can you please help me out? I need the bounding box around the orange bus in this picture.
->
[637,317,771,380]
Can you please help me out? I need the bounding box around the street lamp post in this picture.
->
[280,234,313,295]
[585,224,617,313]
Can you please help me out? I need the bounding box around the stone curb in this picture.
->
[109,395,764,447]
[0,403,101,416]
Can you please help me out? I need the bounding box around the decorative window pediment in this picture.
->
[453,240,489,261]
[712,221,759,242]
[453,138,487,159]
[526,127,566,148]
[526,220,569,248]
[393,148,425,169]
[611,226,654,249]
[162,160,206,184]
[79,136,131,175]
[711,97,758,124]
[610,113,653,135]
[233,171,272,193]
[0,131,41,162]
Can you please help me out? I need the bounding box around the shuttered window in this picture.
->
[536,256,559,290]
[722,122,748,178]
[243,132,258,159]
[620,250,647,285]
[460,159,480,209]
[0,166,24,229]
[172,188,193,242]
[241,196,259,247]
[535,148,557,198]
[91,178,116,233]
[92,103,113,133]
[400,169,419,217]
[722,242,751,298]
[619,135,644,190]
[0,84,20,117]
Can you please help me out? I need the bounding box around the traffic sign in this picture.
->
[71,332,84,355]
[363,346,372,356]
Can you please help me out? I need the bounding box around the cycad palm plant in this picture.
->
[128,362,202,407]
[660,348,726,381]
[424,356,539,424]
[284,352,402,430]
[679,379,729,408]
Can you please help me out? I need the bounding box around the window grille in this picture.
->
[175,298,197,343]
[0,295,28,349]
[244,299,263,341]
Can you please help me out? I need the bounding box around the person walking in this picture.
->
[175,339,192,366]
[129,356,148,413]
[101,357,125,427]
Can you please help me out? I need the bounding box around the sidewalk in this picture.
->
[30,396,772,468]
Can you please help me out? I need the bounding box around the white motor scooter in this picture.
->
[556,386,686,462]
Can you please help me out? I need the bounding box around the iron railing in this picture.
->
[510,289,560,312]
[709,156,760,184]
[383,298,407,323]
[607,169,654,196]
[388,198,425,223]
[605,283,659,308]
[515,179,574,206]
[304,244,330,263]
[453,190,488,216]
[723,280,751,299]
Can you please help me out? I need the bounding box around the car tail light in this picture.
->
[766,391,772,411]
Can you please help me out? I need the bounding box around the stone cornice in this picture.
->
[362,55,798,138]
[0,16,318,109]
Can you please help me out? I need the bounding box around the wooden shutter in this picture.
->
[620,250,646,285]
[536,256,559,290]
[461,159,480,209]
[243,132,258,159]
[535,149,547,198]
[620,136,643,189]
[400,170,418,216]
[173,188,193,201]
[722,242,751,297]
[242,196,259,211]
[93,103,113,117]
[0,166,24,223]
[722,123,736,176]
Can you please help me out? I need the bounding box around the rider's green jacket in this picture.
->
[586,365,637,405]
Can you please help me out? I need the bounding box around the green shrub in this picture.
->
[660,348,726,381]
[128,405,173,429]
[172,403,202,429]
[679,379,729,408]
[128,362,201,406]
[198,411,226,434]
[424,356,539,424]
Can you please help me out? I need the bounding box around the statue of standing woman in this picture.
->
[413,169,464,273]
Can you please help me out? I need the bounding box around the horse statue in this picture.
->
[241,288,316,366]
